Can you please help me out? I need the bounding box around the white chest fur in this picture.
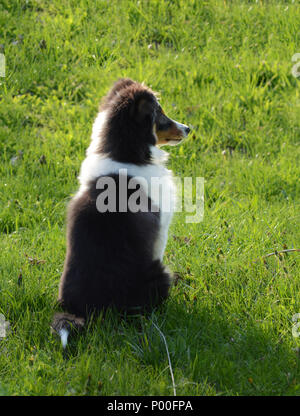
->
[77,146,176,262]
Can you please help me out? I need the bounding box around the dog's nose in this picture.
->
[185,126,190,135]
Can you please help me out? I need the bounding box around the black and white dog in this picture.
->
[52,79,190,347]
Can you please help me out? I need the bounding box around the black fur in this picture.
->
[98,81,159,165]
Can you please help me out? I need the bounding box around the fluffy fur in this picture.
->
[51,78,190,347]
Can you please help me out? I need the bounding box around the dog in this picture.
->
[51,78,190,347]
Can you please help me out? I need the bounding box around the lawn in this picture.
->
[0,0,299,396]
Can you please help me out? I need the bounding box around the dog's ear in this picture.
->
[131,97,155,123]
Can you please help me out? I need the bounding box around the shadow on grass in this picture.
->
[51,296,300,395]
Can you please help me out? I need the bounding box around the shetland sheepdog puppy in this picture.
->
[52,78,190,347]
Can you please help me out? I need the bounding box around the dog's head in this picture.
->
[98,78,190,164]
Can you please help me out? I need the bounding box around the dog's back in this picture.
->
[58,174,171,317]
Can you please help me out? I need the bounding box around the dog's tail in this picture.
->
[51,312,85,348]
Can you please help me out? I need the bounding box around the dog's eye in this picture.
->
[159,113,169,125]
[156,114,172,131]
[159,116,167,126]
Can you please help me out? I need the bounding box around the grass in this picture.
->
[0,0,300,396]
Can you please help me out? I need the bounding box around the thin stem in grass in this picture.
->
[151,321,176,397]
[262,248,300,258]
[254,248,300,264]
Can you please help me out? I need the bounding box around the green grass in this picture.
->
[0,0,300,396]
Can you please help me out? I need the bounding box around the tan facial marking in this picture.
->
[155,123,185,144]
